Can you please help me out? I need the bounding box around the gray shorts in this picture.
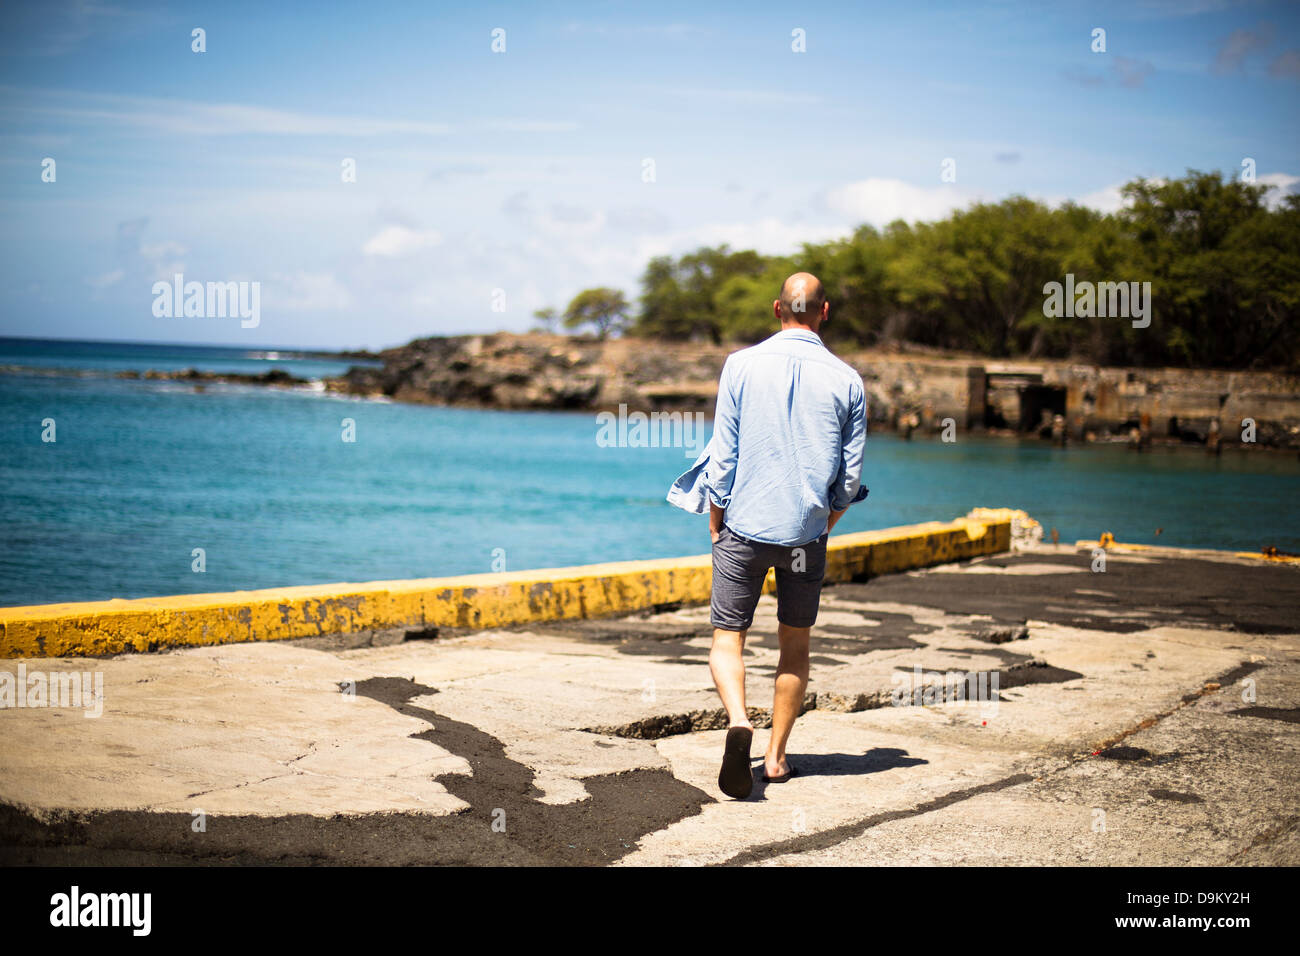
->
[710,524,829,631]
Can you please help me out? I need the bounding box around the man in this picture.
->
[668,272,868,799]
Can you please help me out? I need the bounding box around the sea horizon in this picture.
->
[0,333,359,357]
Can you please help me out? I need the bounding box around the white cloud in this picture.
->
[1212,25,1274,74]
[14,0,142,57]
[639,85,822,105]
[826,178,977,226]
[827,178,1172,221]
[1036,180,1168,214]
[536,205,606,238]
[112,218,186,282]
[501,193,608,238]
[482,120,579,132]
[269,272,352,311]
[1047,174,1298,215]
[362,225,443,257]
[87,269,124,289]
[1260,172,1299,208]
[1,87,452,137]
[637,218,852,260]
[1076,183,1128,213]
[139,240,187,261]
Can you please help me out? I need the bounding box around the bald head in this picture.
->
[776,272,828,330]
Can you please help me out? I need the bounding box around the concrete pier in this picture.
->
[1,516,1296,866]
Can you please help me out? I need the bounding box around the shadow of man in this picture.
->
[750,746,928,797]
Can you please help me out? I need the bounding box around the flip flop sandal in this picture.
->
[718,727,754,799]
[762,762,798,783]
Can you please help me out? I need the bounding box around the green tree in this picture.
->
[713,259,795,342]
[618,170,1299,369]
[1117,171,1299,368]
[634,256,693,340]
[797,226,898,346]
[888,198,1073,357]
[630,245,770,343]
[563,287,631,338]
[531,307,559,334]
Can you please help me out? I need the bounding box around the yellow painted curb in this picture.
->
[1076,538,1300,564]
[0,514,1014,658]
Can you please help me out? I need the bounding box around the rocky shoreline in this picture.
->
[8,332,1298,450]
[334,333,722,412]
[0,363,317,391]
[334,332,1300,451]
[117,366,307,388]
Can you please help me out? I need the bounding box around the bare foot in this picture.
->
[763,756,789,779]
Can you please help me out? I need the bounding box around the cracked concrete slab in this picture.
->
[747,660,1300,866]
[1,544,1297,865]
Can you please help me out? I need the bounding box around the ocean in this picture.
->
[1,338,1298,608]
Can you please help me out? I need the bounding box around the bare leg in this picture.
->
[709,628,751,727]
[765,623,810,777]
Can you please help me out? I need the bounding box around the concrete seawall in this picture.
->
[0,511,1019,658]
[334,332,1300,448]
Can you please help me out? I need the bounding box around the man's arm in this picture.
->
[704,358,741,536]
[826,507,846,534]
[710,501,725,543]
[827,380,868,528]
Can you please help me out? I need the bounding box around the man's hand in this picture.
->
[826,508,847,534]
[710,501,725,543]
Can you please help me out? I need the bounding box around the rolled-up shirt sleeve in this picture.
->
[704,358,741,508]
[829,381,868,511]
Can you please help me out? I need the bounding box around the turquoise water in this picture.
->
[1,341,1298,607]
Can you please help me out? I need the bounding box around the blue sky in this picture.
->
[1,0,1297,350]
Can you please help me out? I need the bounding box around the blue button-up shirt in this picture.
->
[667,328,868,546]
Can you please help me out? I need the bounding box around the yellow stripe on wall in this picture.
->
[0,514,1013,658]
